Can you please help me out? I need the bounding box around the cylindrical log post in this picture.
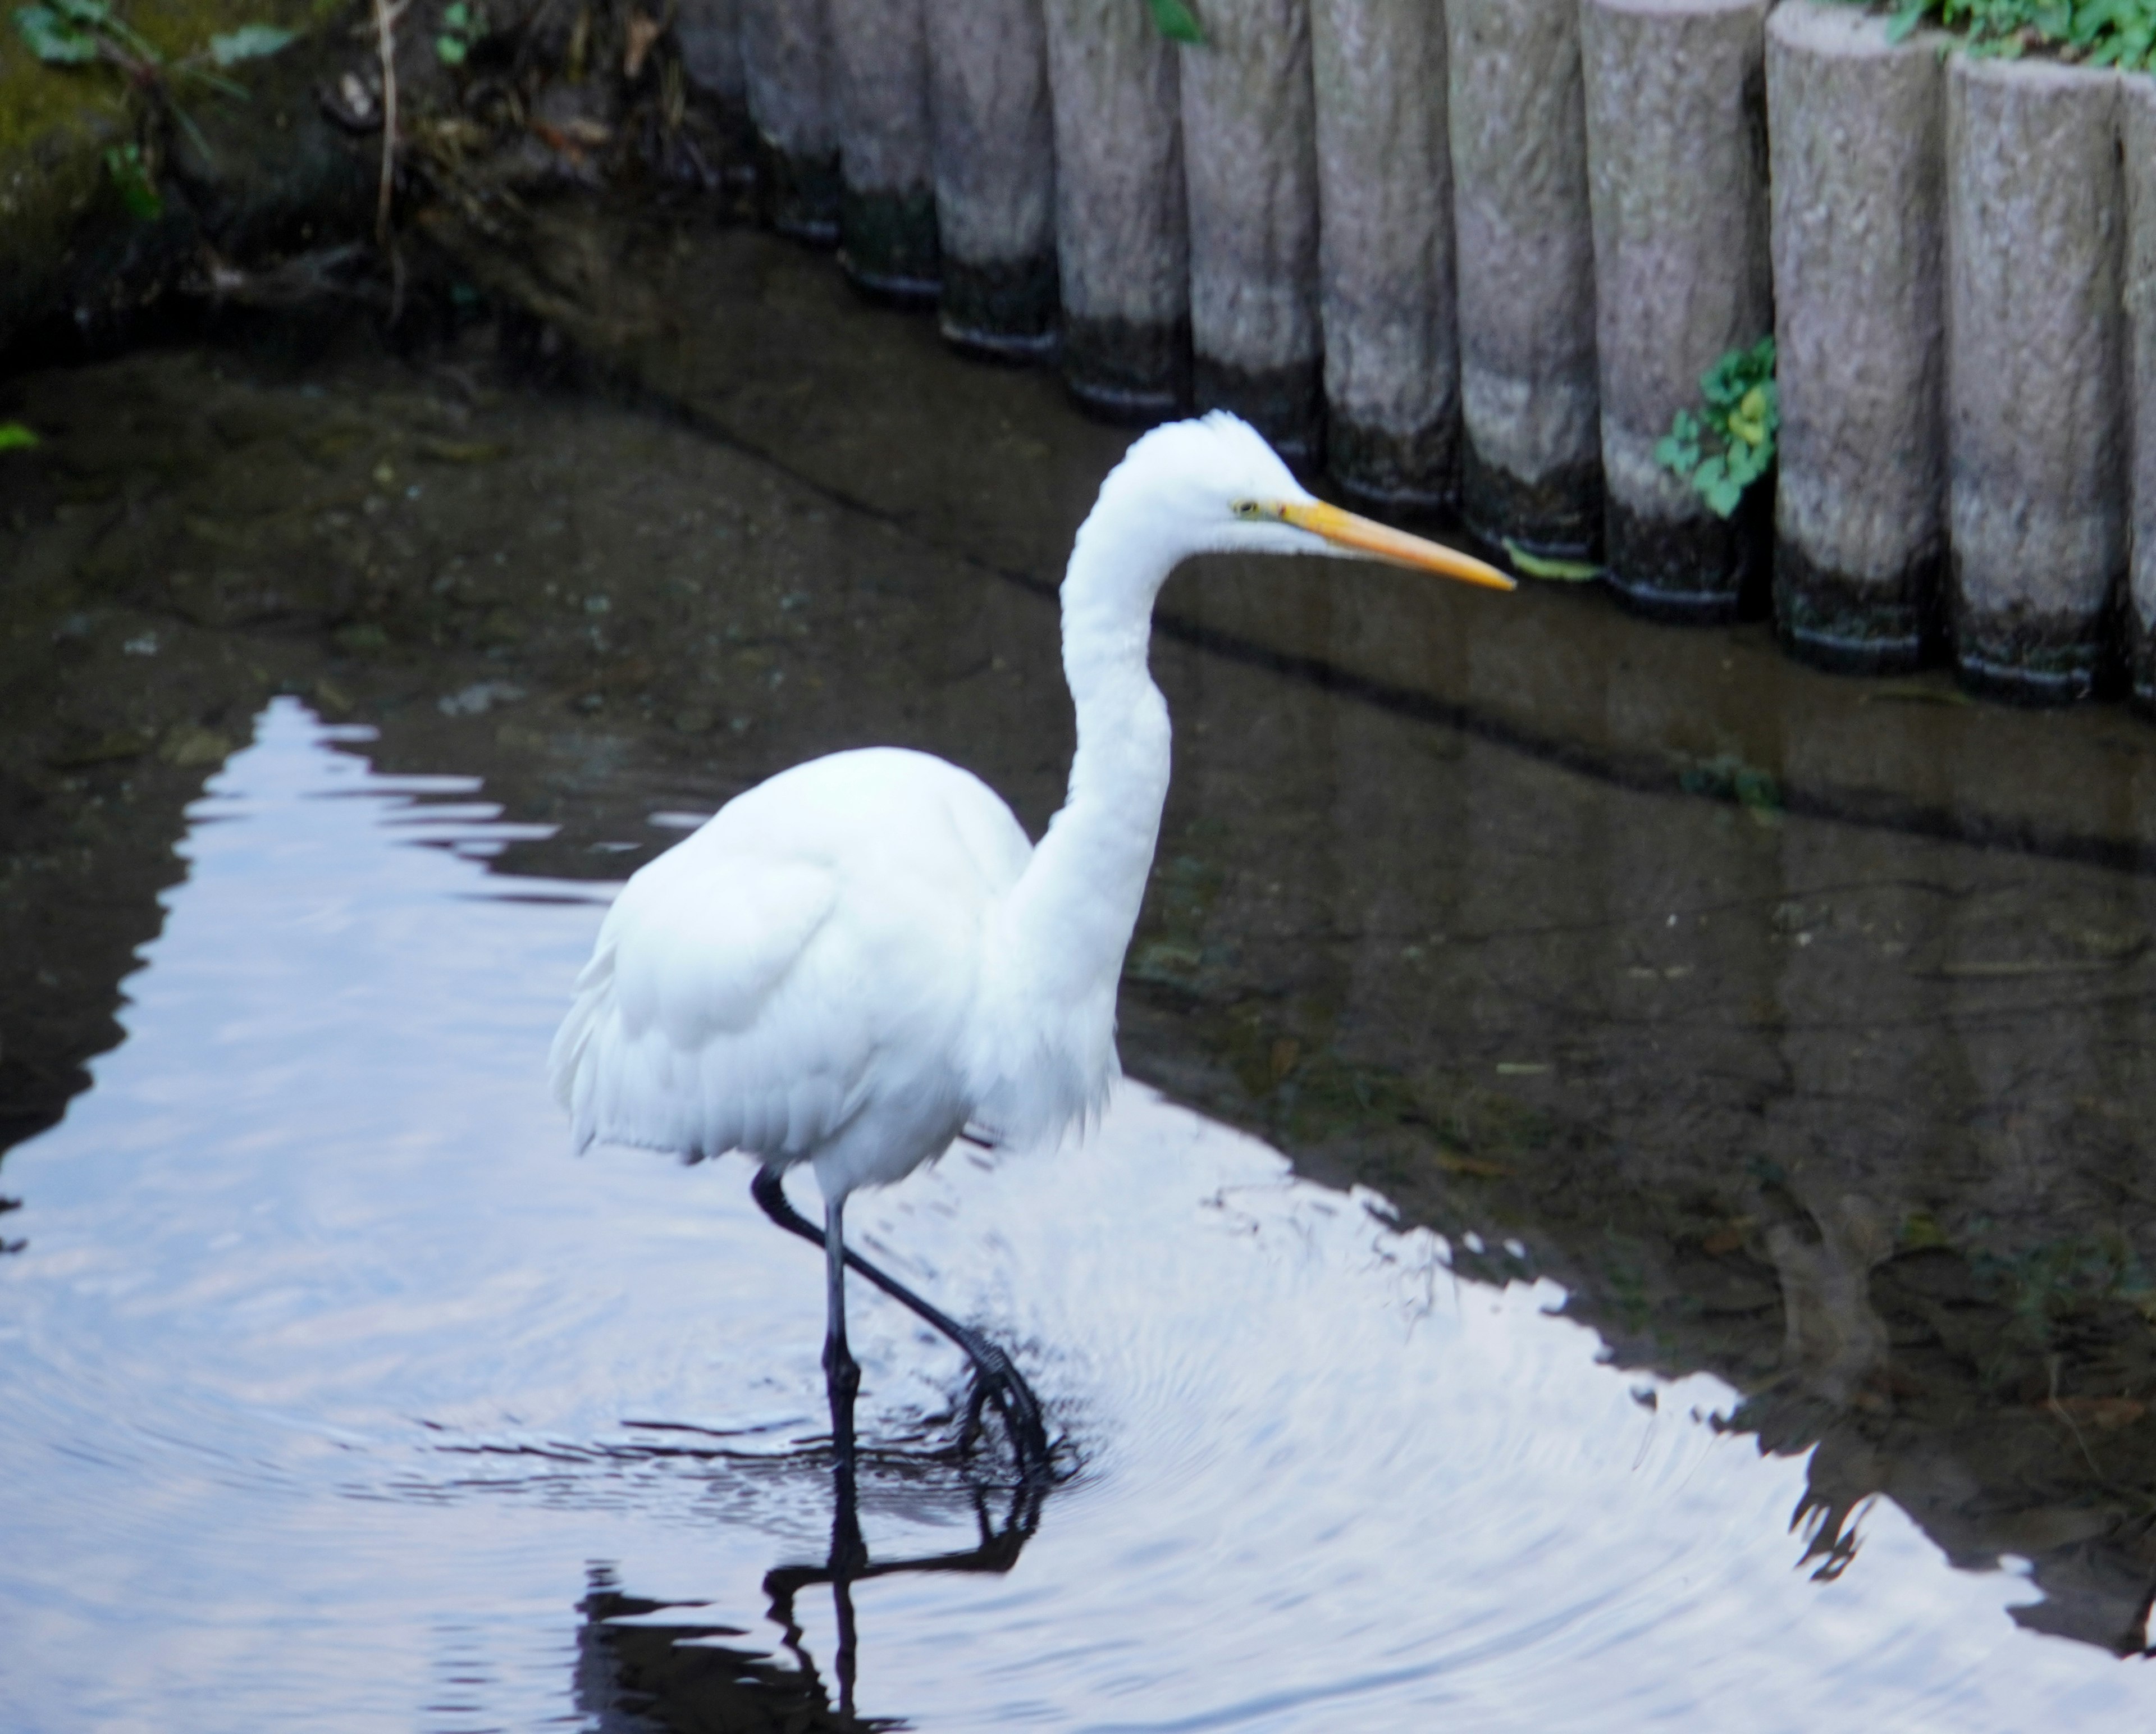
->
[675,0,756,188]
[928,0,1058,359]
[1310,0,1458,512]
[2125,76,2156,711]
[1042,0,1190,419]
[829,0,940,302]
[1766,2,1947,672]
[1446,0,1601,556]
[674,0,757,187]
[1582,0,1773,618]
[1179,0,1326,466]
[1948,57,2127,702]
[739,0,839,241]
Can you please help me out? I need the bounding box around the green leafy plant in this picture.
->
[0,422,41,451]
[434,0,478,65]
[1502,539,1602,583]
[103,140,162,217]
[12,0,296,203]
[1147,0,1203,45]
[11,0,292,89]
[1851,0,2156,69]
[1655,336,1777,520]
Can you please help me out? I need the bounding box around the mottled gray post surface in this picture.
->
[677,0,751,157]
[1311,0,1457,510]
[1767,2,1946,672]
[1180,0,1325,465]
[1583,0,1773,619]
[1447,0,1601,554]
[1042,0,1189,419]
[2127,77,2156,711]
[1948,55,2125,701]
[928,0,1058,359]
[739,0,839,241]
[830,0,939,301]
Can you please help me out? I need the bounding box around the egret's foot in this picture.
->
[954,1341,1052,1485]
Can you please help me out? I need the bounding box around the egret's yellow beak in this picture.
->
[1278,500,1515,591]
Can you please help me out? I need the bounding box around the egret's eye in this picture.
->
[1231,500,1264,520]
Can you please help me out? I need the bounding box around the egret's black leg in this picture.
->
[753,1165,1053,1484]
[823,1193,861,1482]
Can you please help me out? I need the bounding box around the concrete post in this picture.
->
[2126,76,2156,711]
[1041,0,1190,420]
[1582,0,1773,618]
[829,0,940,302]
[1446,0,1601,556]
[1309,0,1457,512]
[928,0,1058,360]
[676,0,756,182]
[1179,0,1326,466]
[739,0,839,241]
[1947,56,2126,701]
[1767,2,1947,673]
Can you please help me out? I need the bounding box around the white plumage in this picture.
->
[548,411,1510,1476]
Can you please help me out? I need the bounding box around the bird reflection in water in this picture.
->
[575,1452,1047,1728]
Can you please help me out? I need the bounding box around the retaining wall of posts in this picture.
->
[680,0,2156,715]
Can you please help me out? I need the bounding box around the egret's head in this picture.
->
[1095,411,1514,591]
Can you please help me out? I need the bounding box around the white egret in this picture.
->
[549,412,1512,1482]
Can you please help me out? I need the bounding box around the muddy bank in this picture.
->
[4,217,2155,1652]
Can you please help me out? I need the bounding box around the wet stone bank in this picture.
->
[5,223,2156,1709]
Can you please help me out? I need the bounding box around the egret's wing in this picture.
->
[549,847,851,1159]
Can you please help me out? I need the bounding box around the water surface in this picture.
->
[1,701,2149,1731]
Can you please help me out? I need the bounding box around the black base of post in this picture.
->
[756,141,841,246]
[1194,354,1324,471]
[1773,539,1940,676]
[839,185,940,306]
[1950,572,2120,705]
[1602,492,1768,624]
[939,253,1059,363]
[1328,417,1459,517]
[1460,436,1603,561]
[1062,315,1191,425]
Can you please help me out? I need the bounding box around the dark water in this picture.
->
[3,220,2155,1728]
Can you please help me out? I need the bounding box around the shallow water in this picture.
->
[4,221,2156,1724]
[1,700,2148,1731]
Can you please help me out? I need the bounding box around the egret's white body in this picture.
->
[549,412,1509,1476]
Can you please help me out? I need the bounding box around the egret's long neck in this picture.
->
[1003,500,1176,1009]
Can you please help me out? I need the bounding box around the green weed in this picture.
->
[1146,0,1202,45]
[1854,0,2156,70]
[434,0,478,65]
[1655,337,1777,520]
[11,0,297,183]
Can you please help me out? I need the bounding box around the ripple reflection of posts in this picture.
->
[574,1454,1048,1731]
